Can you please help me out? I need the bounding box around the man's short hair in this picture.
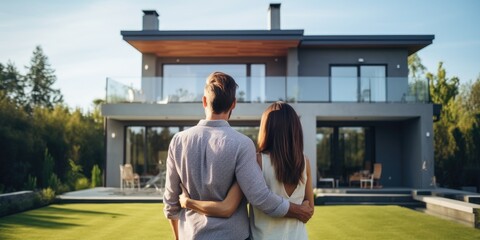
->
[204,72,238,114]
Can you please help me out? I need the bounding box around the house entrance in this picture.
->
[316,126,375,187]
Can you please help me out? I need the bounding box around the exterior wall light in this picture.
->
[144,64,149,70]
[426,132,430,137]
[358,58,364,62]
[111,132,116,139]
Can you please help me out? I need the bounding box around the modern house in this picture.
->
[101,4,436,189]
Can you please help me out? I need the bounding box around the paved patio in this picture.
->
[56,187,164,203]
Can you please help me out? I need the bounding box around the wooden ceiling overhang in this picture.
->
[121,30,304,57]
[121,30,434,57]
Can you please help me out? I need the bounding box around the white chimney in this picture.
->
[143,10,159,30]
[268,3,281,30]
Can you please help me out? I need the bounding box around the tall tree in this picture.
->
[466,76,480,114]
[25,46,63,109]
[0,61,27,106]
[408,53,426,79]
[428,62,463,187]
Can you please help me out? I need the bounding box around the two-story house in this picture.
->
[101,4,435,189]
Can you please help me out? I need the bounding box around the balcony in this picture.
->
[105,76,430,104]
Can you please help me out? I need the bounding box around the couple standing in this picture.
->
[163,72,314,240]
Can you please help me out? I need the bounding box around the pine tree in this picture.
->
[0,61,27,106]
[25,45,63,109]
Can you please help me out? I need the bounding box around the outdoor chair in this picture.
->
[318,174,336,188]
[360,163,382,189]
[120,163,140,190]
[144,170,166,192]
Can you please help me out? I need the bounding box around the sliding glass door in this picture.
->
[317,126,374,187]
[331,65,386,102]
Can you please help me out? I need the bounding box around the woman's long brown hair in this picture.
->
[257,102,305,185]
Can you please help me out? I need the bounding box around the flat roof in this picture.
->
[121,29,434,57]
[301,35,435,55]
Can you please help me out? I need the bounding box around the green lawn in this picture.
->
[0,204,479,239]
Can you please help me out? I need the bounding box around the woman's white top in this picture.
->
[250,153,308,240]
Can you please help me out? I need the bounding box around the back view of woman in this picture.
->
[179,102,314,239]
[251,101,311,239]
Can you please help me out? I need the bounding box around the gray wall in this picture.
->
[402,118,421,187]
[375,124,403,187]
[105,119,125,187]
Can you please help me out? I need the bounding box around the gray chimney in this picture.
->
[268,3,281,30]
[143,10,159,30]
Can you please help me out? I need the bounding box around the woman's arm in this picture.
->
[304,157,315,210]
[179,182,244,218]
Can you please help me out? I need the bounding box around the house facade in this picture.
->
[101,4,436,189]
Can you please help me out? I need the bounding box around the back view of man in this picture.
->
[163,72,312,239]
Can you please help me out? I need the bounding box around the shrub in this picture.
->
[39,188,56,205]
[91,164,102,188]
[42,149,55,188]
[48,173,60,191]
[75,177,90,191]
[66,159,85,190]
[23,174,37,190]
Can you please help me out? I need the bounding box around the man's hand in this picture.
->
[285,200,313,223]
[179,183,190,209]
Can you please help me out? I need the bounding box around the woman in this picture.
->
[179,102,314,239]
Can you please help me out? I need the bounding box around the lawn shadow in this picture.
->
[0,204,126,237]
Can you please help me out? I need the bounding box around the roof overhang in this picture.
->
[300,35,435,55]
[121,30,304,57]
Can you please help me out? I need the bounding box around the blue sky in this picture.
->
[1,0,479,110]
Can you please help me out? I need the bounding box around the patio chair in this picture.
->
[317,173,336,188]
[360,163,382,189]
[144,170,166,192]
[121,163,140,190]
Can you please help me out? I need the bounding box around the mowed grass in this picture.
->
[0,204,479,240]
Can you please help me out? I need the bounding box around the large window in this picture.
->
[331,65,386,102]
[331,67,358,102]
[163,64,266,102]
[126,126,181,186]
[360,66,386,102]
[125,124,260,188]
[317,126,374,187]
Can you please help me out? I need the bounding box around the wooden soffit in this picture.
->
[126,39,300,57]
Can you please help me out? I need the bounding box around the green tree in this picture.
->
[408,53,426,79]
[25,45,63,109]
[466,76,480,114]
[427,62,459,107]
[428,62,462,187]
[0,62,27,106]
[0,94,34,192]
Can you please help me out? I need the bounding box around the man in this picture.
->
[163,72,313,239]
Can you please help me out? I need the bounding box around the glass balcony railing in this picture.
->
[105,76,430,104]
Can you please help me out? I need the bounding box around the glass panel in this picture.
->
[126,127,145,175]
[249,64,266,102]
[288,77,329,102]
[331,67,358,102]
[163,64,247,103]
[265,77,286,102]
[147,127,180,176]
[340,127,366,182]
[317,127,334,184]
[360,66,386,102]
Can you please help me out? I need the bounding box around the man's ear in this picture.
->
[202,96,207,108]
[230,98,237,111]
